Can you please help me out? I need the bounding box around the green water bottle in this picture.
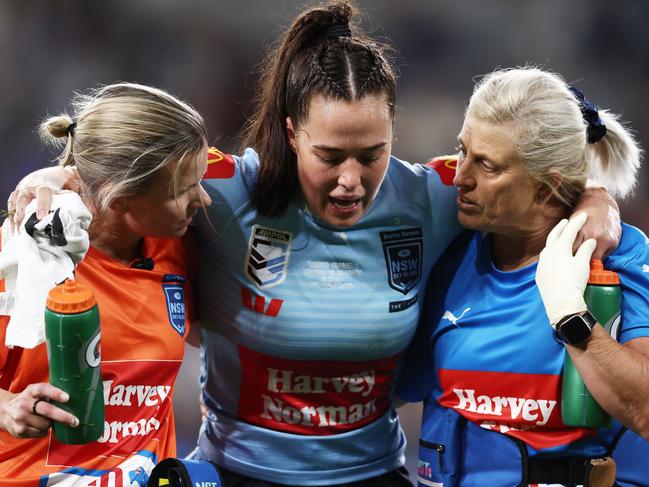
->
[561,260,620,428]
[45,279,104,444]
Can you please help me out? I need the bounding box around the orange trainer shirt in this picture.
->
[0,231,197,486]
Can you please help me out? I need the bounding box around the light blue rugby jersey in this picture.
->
[193,148,461,485]
[397,224,649,486]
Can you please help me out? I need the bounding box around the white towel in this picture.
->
[0,191,92,348]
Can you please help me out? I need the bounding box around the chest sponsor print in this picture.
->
[437,369,593,450]
[380,228,423,295]
[246,225,292,288]
[237,346,400,435]
[45,360,180,467]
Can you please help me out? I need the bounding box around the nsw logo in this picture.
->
[246,225,292,288]
[162,274,187,336]
[380,228,423,295]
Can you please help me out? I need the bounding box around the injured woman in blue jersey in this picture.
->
[397,67,649,487]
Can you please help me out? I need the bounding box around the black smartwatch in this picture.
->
[554,310,597,346]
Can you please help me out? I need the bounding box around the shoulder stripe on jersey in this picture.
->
[425,156,457,186]
[204,147,235,179]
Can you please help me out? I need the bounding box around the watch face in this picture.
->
[559,313,595,345]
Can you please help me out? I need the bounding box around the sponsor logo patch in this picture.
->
[246,225,292,288]
[425,156,457,186]
[84,330,101,368]
[237,346,400,435]
[241,286,284,317]
[418,455,444,487]
[442,307,471,326]
[389,295,418,313]
[381,228,423,295]
[204,147,235,179]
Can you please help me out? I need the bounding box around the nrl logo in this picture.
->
[246,225,292,288]
[380,228,422,295]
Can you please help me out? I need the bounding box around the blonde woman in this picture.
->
[0,83,211,485]
[399,67,646,486]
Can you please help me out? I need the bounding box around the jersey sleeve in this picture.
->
[204,146,235,179]
[424,155,458,186]
[180,229,199,327]
[197,147,259,237]
[605,224,649,343]
[385,155,462,252]
[420,156,464,257]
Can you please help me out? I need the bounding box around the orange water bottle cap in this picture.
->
[46,279,97,314]
[588,259,620,285]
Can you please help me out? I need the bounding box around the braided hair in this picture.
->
[241,1,397,217]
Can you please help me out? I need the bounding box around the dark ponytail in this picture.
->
[241,1,397,217]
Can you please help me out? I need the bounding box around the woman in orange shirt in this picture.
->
[0,82,211,486]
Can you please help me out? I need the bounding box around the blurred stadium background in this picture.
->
[2,0,647,477]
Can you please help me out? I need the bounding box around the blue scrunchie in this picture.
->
[569,86,607,144]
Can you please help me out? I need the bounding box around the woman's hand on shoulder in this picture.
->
[0,382,78,438]
[572,187,621,259]
[7,166,80,231]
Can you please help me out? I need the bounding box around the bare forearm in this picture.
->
[572,187,620,259]
[567,326,649,437]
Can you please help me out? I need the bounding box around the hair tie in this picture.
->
[67,121,77,137]
[326,23,352,40]
[568,86,607,144]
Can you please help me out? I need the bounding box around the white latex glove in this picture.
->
[535,212,597,327]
